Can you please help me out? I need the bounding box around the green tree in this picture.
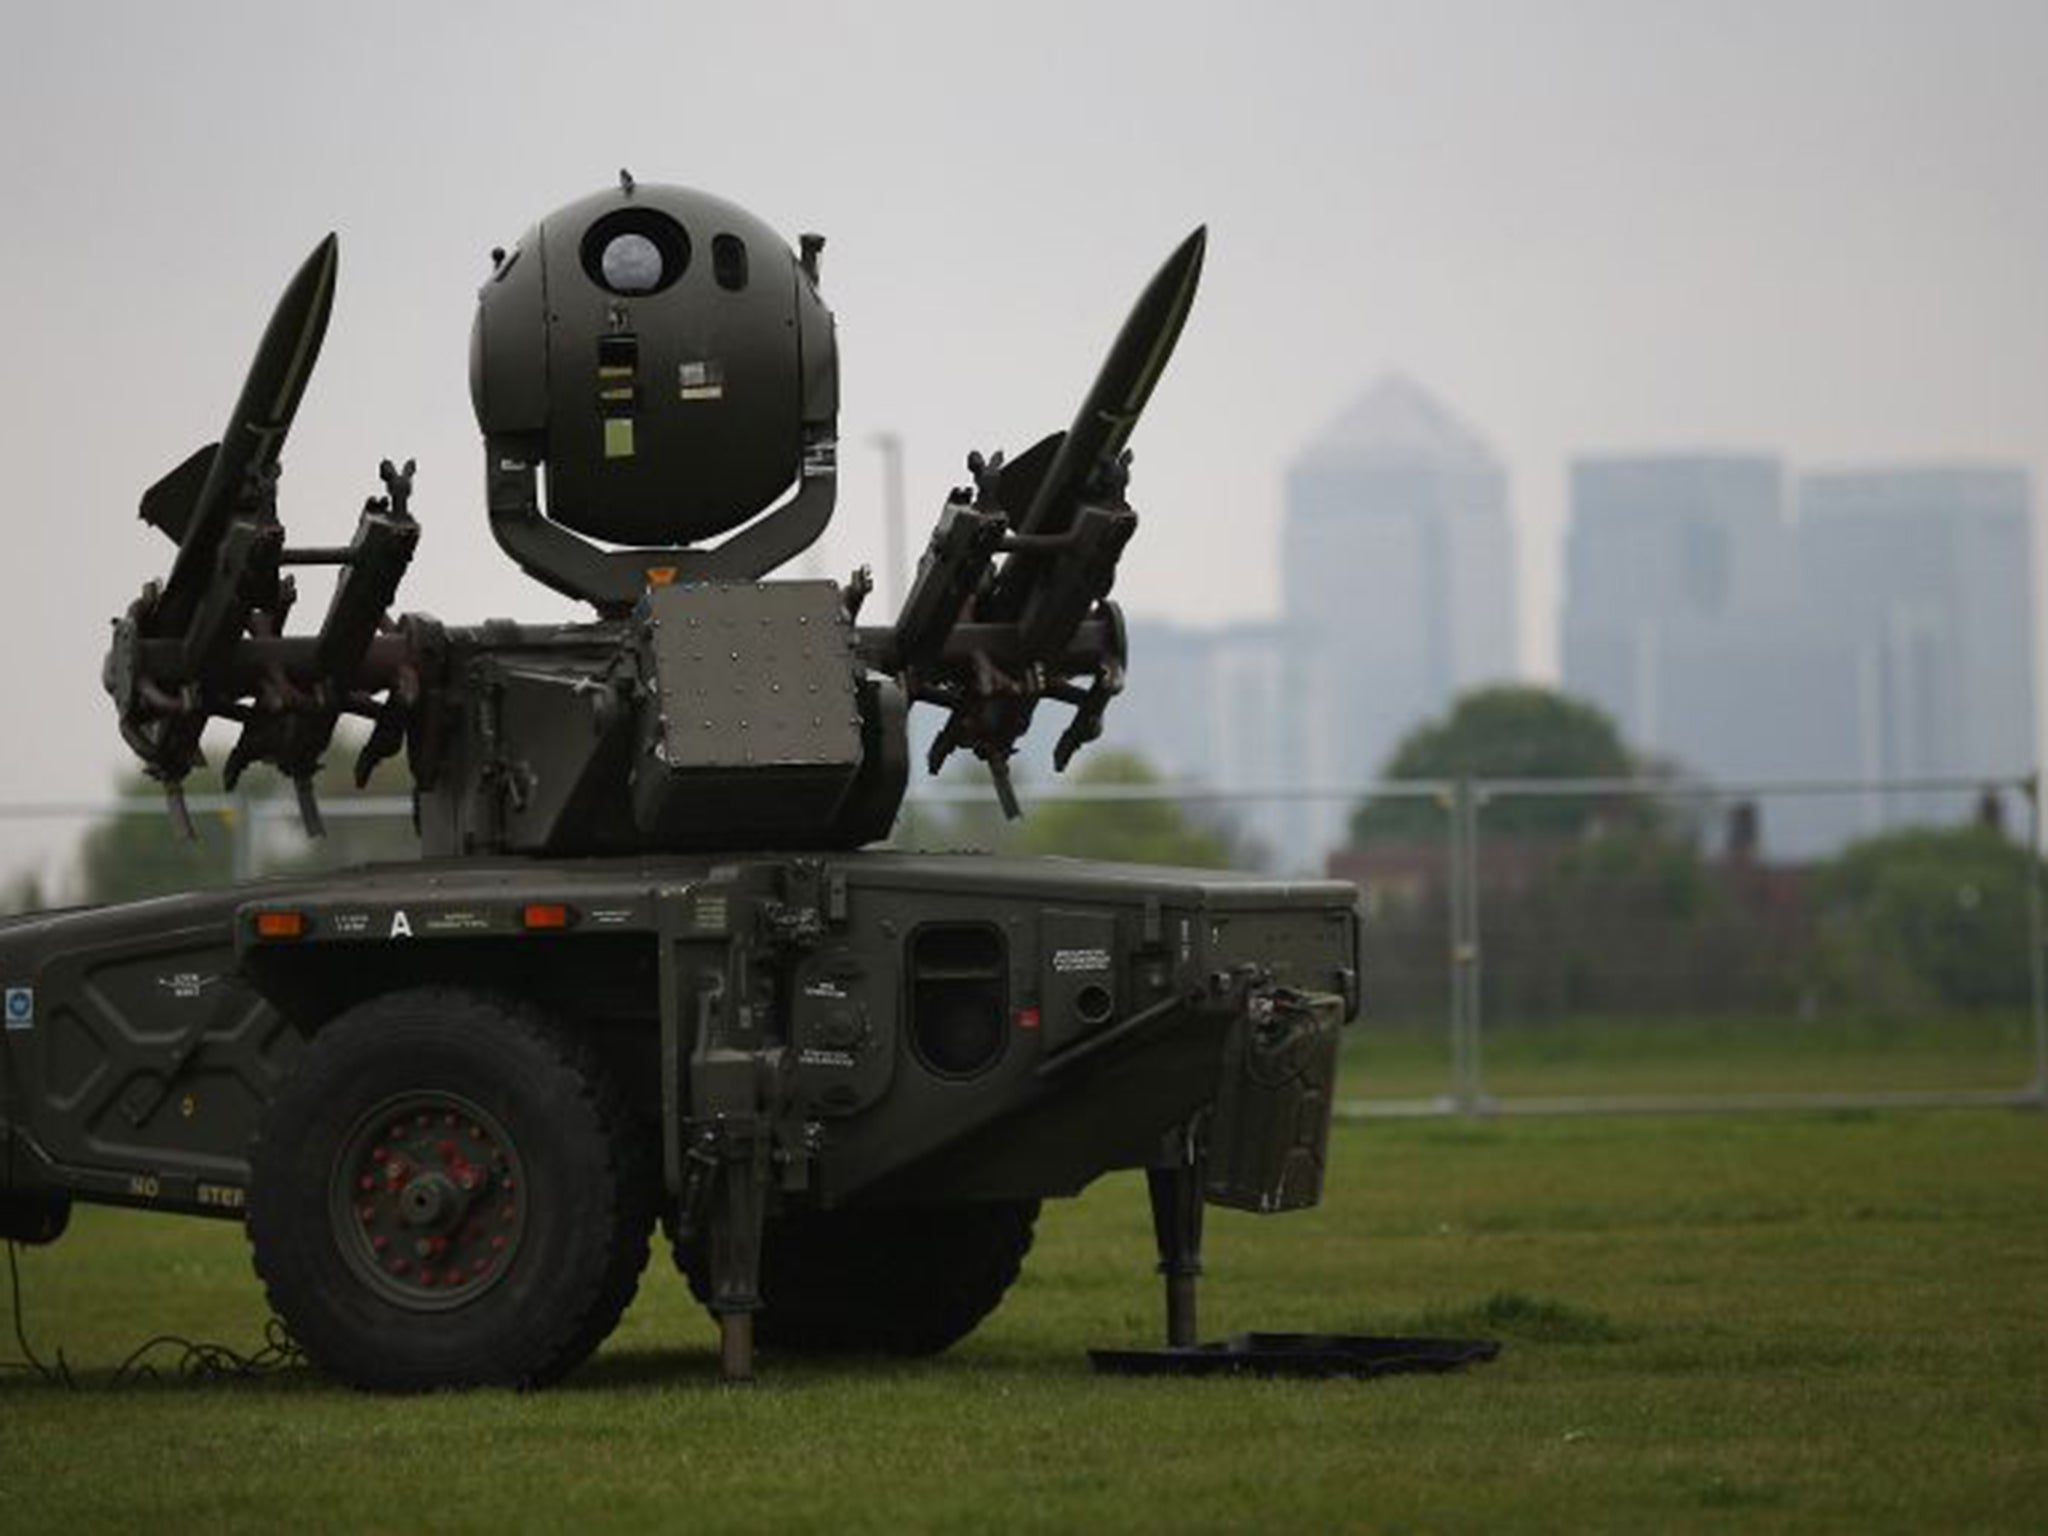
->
[888,761,1027,857]
[1350,684,1643,842]
[895,750,1240,869]
[73,733,418,906]
[1014,751,1235,867]
[1813,824,2039,1012]
[0,871,46,917]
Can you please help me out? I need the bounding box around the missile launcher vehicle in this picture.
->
[0,177,1360,1388]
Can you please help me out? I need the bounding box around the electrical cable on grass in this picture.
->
[4,1236,304,1389]
[4,1238,71,1386]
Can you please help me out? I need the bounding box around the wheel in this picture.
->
[671,1198,1038,1356]
[248,988,654,1391]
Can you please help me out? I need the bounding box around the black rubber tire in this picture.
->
[248,988,654,1391]
[0,1191,70,1246]
[672,1198,1038,1356]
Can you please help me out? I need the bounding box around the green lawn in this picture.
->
[1349,1010,2044,1104]
[5,1107,2046,1531]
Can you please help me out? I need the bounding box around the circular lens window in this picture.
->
[599,232,664,293]
[579,209,690,296]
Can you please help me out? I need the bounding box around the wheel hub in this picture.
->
[331,1092,526,1311]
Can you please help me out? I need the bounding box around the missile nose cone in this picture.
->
[1170,225,1206,299]
[1155,225,1205,290]
[310,234,340,299]
[1097,224,1207,422]
[295,232,340,294]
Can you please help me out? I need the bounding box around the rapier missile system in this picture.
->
[0,177,1359,1388]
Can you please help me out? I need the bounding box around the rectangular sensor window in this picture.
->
[679,359,725,401]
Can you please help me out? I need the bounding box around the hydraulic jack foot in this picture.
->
[718,1310,756,1385]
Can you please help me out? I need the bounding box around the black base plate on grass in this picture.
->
[1089,1331,1501,1379]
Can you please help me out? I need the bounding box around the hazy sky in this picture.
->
[2,0,2044,879]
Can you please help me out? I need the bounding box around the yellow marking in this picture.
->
[604,418,636,459]
[179,1094,197,1118]
[598,365,636,379]
[599,386,636,401]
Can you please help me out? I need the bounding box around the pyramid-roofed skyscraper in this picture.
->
[1280,375,1520,858]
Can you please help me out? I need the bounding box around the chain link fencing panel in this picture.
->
[1459,776,2045,1112]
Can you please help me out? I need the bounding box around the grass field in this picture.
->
[1349,1010,2044,1103]
[6,1097,2046,1532]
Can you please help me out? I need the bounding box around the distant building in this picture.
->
[1102,376,1520,871]
[1799,466,2036,783]
[1106,620,1291,865]
[1562,455,2036,854]
[1279,376,1519,860]
[1561,454,1841,782]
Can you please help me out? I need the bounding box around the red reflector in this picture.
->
[1015,1006,1041,1031]
[522,903,571,931]
[255,910,306,940]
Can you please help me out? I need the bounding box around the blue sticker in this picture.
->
[4,986,32,1030]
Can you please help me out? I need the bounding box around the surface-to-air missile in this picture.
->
[0,177,1360,1388]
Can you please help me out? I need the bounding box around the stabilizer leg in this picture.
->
[707,1124,770,1384]
[1146,1125,1207,1349]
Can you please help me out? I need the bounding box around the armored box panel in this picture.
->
[1205,988,1344,1214]
[631,580,863,842]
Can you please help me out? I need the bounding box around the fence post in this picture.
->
[1465,779,1487,1113]
[2029,773,2046,1107]
[230,787,257,883]
[1447,778,1484,1116]
[1443,781,1464,1113]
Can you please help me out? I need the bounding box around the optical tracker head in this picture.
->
[471,176,839,611]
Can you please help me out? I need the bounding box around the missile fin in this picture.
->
[139,442,219,543]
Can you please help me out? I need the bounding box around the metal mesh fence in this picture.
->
[1337,773,2046,1115]
[2,772,2040,1117]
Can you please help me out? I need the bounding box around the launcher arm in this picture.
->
[105,459,421,835]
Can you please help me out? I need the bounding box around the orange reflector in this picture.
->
[645,566,678,587]
[522,902,571,931]
[255,910,306,940]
